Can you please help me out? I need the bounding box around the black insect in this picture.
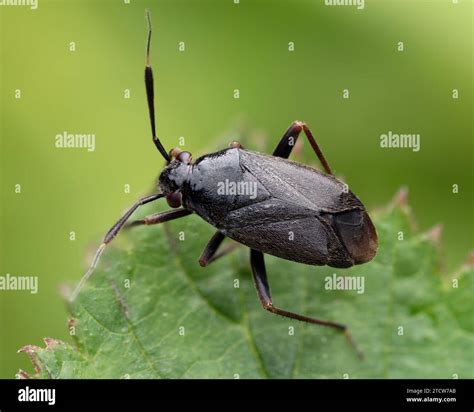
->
[72,12,377,357]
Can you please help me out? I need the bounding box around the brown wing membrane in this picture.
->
[329,208,378,265]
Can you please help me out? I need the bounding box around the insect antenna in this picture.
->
[145,10,171,163]
[71,13,170,302]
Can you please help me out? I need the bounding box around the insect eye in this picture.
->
[177,151,192,164]
[169,148,192,164]
[166,191,182,208]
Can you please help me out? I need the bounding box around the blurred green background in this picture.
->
[0,0,472,378]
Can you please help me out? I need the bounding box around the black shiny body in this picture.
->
[159,147,377,268]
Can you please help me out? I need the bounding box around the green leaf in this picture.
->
[18,190,474,379]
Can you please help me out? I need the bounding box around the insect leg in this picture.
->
[70,193,164,301]
[126,208,192,227]
[250,249,363,359]
[199,231,240,267]
[273,121,333,175]
[272,121,303,159]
